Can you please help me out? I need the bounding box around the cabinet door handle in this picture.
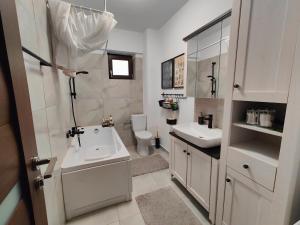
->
[226,178,231,183]
[233,84,240,89]
[187,152,191,156]
[183,150,187,153]
[243,164,249,169]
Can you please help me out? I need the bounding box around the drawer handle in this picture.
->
[226,178,231,183]
[243,164,249,169]
[233,84,240,89]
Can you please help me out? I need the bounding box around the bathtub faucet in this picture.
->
[66,127,84,138]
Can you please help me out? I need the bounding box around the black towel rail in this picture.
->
[22,46,89,75]
[22,46,52,67]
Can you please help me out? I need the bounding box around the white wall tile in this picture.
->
[15,0,39,53]
[23,54,46,111]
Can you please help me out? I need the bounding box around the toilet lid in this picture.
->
[135,131,152,139]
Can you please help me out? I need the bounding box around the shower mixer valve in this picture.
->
[66,127,85,138]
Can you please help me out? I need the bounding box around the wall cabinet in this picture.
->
[170,136,219,223]
[222,168,273,225]
[186,13,231,99]
[233,0,296,103]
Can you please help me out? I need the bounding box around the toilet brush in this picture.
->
[155,130,160,149]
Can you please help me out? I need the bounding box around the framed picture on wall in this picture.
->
[173,54,185,88]
[161,59,174,89]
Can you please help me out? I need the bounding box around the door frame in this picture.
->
[0,1,48,225]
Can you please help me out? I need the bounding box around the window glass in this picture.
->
[112,59,129,76]
[108,54,133,79]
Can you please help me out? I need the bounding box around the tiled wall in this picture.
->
[194,98,224,128]
[15,0,70,224]
[74,54,144,147]
[15,1,143,224]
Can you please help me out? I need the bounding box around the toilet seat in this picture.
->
[135,131,152,140]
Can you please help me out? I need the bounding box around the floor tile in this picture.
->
[151,169,172,189]
[119,214,145,225]
[89,206,119,225]
[117,199,140,220]
[107,222,120,225]
[132,173,157,197]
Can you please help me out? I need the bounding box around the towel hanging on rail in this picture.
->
[48,0,117,70]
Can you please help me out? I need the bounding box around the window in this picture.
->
[108,53,134,79]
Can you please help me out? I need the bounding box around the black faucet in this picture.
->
[198,113,213,128]
[204,114,213,129]
[66,127,84,138]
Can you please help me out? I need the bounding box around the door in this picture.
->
[233,0,298,103]
[0,1,49,224]
[172,138,188,186]
[187,146,211,211]
[222,168,273,225]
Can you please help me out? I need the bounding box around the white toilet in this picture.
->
[131,114,153,156]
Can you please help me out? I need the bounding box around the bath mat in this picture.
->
[131,154,169,177]
[136,187,203,225]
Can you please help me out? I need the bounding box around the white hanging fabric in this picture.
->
[48,0,117,70]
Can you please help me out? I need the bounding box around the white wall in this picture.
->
[144,0,232,151]
[108,28,144,54]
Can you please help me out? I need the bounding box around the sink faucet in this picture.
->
[198,113,213,129]
[204,114,213,129]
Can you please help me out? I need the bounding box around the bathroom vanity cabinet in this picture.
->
[169,134,220,224]
[185,11,231,99]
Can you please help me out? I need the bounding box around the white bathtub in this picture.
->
[61,126,132,220]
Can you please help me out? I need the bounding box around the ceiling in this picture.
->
[69,0,189,32]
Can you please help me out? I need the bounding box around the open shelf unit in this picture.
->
[232,122,283,137]
[228,101,286,164]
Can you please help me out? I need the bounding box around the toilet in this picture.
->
[131,114,153,156]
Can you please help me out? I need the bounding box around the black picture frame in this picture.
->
[161,59,174,89]
[173,53,185,89]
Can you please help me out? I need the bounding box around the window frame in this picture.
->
[108,53,134,80]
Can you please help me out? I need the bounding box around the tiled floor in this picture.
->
[66,147,210,225]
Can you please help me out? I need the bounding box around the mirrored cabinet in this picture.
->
[185,11,231,99]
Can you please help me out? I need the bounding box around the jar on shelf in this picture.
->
[259,109,275,128]
[246,109,258,125]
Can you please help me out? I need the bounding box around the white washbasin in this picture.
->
[172,122,222,148]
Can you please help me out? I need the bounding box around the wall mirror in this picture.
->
[185,10,231,99]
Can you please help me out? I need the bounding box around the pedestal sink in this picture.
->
[172,122,222,148]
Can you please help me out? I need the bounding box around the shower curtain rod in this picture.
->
[46,1,107,14]
[72,1,107,14]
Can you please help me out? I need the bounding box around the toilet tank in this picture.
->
[131,114,146,132]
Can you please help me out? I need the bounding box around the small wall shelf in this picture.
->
[233,122,283,137]
[159,104,178,111]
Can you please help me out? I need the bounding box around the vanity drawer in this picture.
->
[227,147,277,191]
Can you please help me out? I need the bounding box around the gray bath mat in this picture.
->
[131,154,169,177]
[136,187,203,225]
